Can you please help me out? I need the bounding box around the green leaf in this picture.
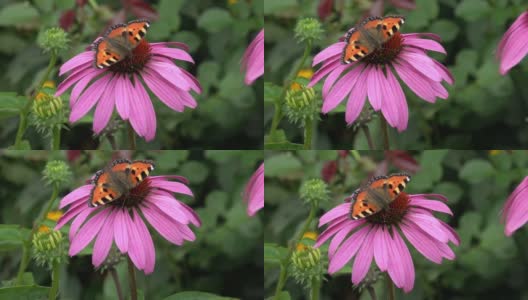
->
[264,243,288,266]
[429,20,459,42]
[459,159,494,184]
[197,8,234,33]
[0,225,30,252]
[163,291,238,300]
[264,82,282,104]
[265,291,291,300]
[0,285,49,300]
[180,161,209,184]
[264,0,297,15]
[434,182,463,204]
[265,152,302,177]
[0,92,27,120]
[0,3,39,26]
[264,130,304,150]
[455,0,491,21]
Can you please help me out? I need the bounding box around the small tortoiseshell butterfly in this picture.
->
[342,15,405,64]
[347,173,411,220]
[92,19,151,69]
[89,159,155,207]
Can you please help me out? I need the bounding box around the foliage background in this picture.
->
[264,150,528,299]
[0,150,263,300]
[0,0,263,149]
[264,0,528,149]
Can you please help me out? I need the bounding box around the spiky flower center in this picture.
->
[109,40,151,74]
[109,178,151,208]
[366,192,409,225]
[362,32,404,65]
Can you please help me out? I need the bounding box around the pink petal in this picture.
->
[114,209,129,253]
[405,212,448,243]
[59,51,94,76]
[141,204,184,245]
[384,68,408,131]
[150,179,193,196]
[150,41,190,52]
[59,185,92,208]
[133,209,156,274]
[69,209,110,256]
[69,208,93,241]
[366,65,383,110]
[92,209,116,267]
[55,201,88,230]
[393,60,438,102]
[55,66,94,96]
[318,203,351,227]
[389,228,415,293]
[141,68,184,112]
[313,42,346,66]
[114,75,130,120]
[93,75,117,134]
[409,198,453,215]
[328,225,370,274]
[351,227,375,285]
[328,221,366,258]
[497,12,528,75]
[70,74,112,123]
[345,69,367,124]
[402,33,442,41]
[125,209,145,270]
[68,68,105,106]
[322,65,364,113]
[399,50,442,82]
[308,59,342,88]
[400,221,443,263]
[322,64,348,98]
[146,192,190,224]
[405,37,446,54]
[373,226,391,271]
[130,74,157,141]
[147,58,191,91]
[153,47,194,63]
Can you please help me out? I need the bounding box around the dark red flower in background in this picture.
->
[317,0,334,21]
[59,9,76,31]
[322,160,338,183]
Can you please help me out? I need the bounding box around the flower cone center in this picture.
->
[109,40,151,74]
[366,192,409,225]
[362,32,403,65]
[109,178,151,208]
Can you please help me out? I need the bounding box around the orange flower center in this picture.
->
[366,192,409,225]
[109,39,152,74]
[362,32,404,65]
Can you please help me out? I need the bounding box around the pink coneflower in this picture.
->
[502,177,528,236]
[244,163,264,216]
[497,11,528,75]
[55,35,201,141]
[241,29,264,85]
[309,30,453,131]
[315,192,459,292]
[55,174,201,273]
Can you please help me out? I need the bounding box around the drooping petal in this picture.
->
[385,68,408,131]
[373,225,391,271]
[497,12,528,75]
[133,209,156,274]
[153,47,194,63]
[55,201,89,230]
[68,68,105,105]
[114,75,130,120]
[124,209,146,270]
[150,179,193,196]
[69,208,110,256]
[405,212,448,243]
[351,226,375,285]
[93,75,117,134]
[131,74,157,141]
[59,185,92,208]
[345,68,367,124]
[70,74,112,123]
[318,203,351,227]
[145,192,190,224]
[322,65,364,113]
[69,208,93,241]
[409,198,453,215]
[141,68,185,112]
[328,225,370,274]
[59,51,94,76]
[92,209,116,267]
[366,65,383,110]
[114,209,129,253]
[389,228,415,293]
[313,42,346,66]
[141,203,184,245]
[404,37,446,54]
[327,220,366,258]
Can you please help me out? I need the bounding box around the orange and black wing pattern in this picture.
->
[128,160,155,185]
[93,19,150,69]
[342,15,405,64]
[349,173,411,220]
[89,169,123,208]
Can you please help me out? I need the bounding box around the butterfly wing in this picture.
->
[125,19,150,46]
[128,160,155,185]
[378,16,405,40]
[350,189,384,220]
[385,173,411,198]
[89,170,124,207]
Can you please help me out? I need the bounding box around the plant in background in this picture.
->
[501,176,528,236]
[316,191,459,296]
[55,160,201,300]
[244,163,264,216]
[290,232,325,298]
[54,20,201,148]
[497,11,528,75]
[241,29,264,85]
[308,17,453,149]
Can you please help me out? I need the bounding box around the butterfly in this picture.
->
[92,19,151,69]
[347,173,411,220]
[342,15,405,64]
[89,159,155,207]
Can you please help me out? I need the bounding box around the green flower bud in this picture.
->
[33,94,63,118]
[32,227,68,270]
[299,178,330,206]
[294,18,324,43]
[290,232,325,289]
[43,160,72,187]
[284,86,320,127]
[37,27,70,54]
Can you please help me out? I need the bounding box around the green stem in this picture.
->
[269,41,313,134]
[14,53,57,149]
[48,261,60,300]
[310,277,320,300]
[127,256,138,300]
[110,268,124,300]
[367,286,377,300]
[127,122,136,150]
[51,126,61,150]
[273,204,317,300]
[107,134,118,150]
[379,115,390,150]
[350,150,361,162]
[361,125,375,150]
[16,183,59,284]
[387,273,395,300]
[303,118,313,149]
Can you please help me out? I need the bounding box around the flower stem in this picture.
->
[361,125,375,150]
[304,118,313,149]
[14,53,57,149]
[367,286,377,300]
[16,183,59,284]
[269,41,313,135]
[48,261,60,300]
[107,134,118,150]
[110,268,124,300]
[127,122,136,150]
[310,277,320,300]
[51,126,61,150]
[386,273,395,300]
[127,256,138,300]
[273,204,317,300]
[379,115,390,150]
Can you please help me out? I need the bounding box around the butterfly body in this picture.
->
[93,19,150,69]
[349,173,411,220]
[89,159,155,207]
[342,15,405,64]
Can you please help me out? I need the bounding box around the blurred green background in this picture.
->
[0,150,263,300]
[264,0,528,149]
[0,0,263,149]
[264,150,528,299]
